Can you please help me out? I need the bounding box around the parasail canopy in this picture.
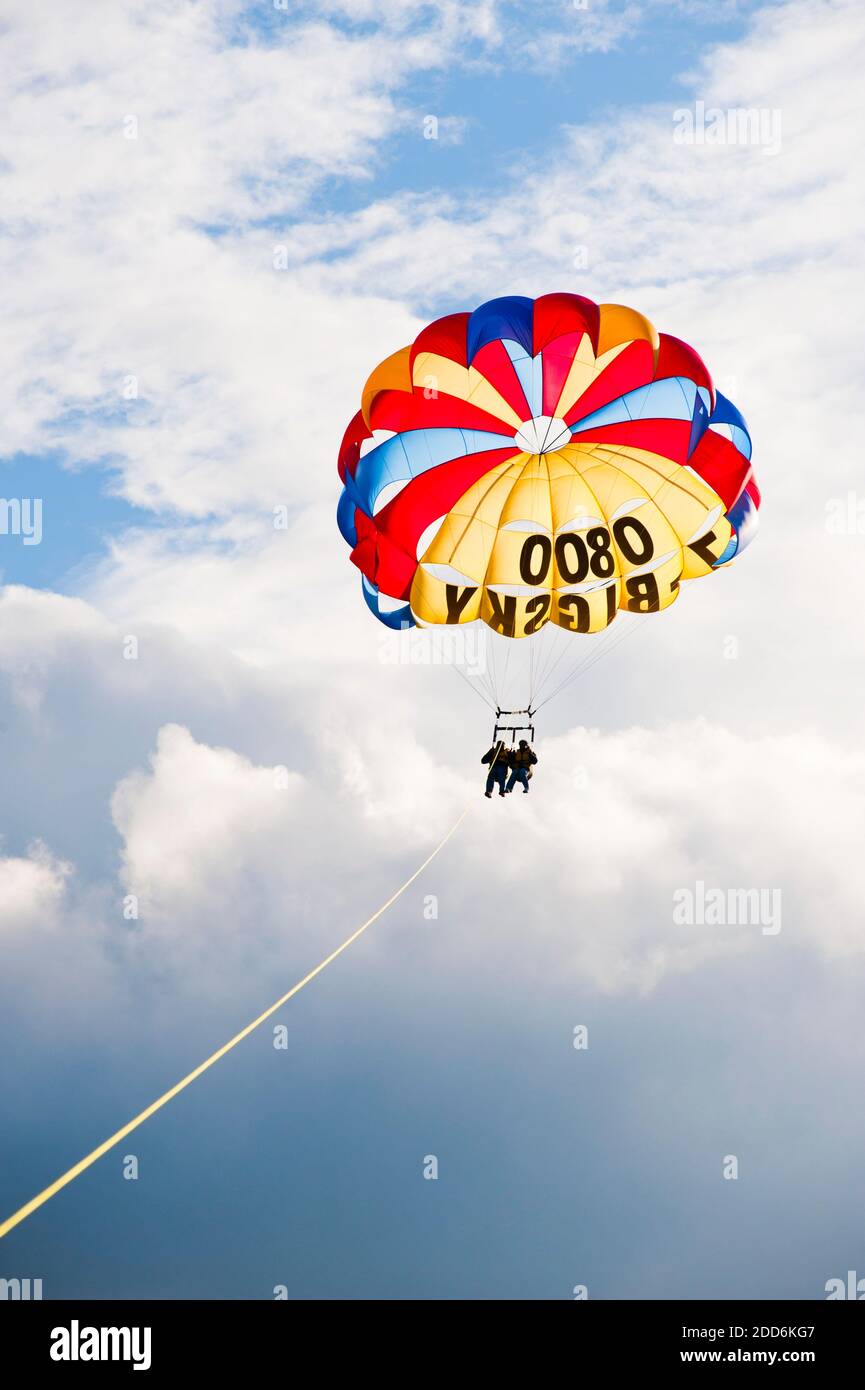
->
[337,293,760,711]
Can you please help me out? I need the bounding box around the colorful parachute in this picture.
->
[337,293,759,657]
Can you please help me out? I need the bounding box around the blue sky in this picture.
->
[2,0,864,1302]
[0,453,155,590]
[1,2,753,588]
[315,11,754,215]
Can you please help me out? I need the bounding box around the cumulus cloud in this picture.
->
[48,0,859,766]
[0,2,496,507]
[0,842,72,934]
[2,0,864,1297]
[1,0,812,518]
[112,722,304,922]
[458,719,865,993]
[3,1,862,974]
[6,690,858,1003]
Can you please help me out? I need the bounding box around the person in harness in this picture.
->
[505,739,537,794]
[482,740,510,798]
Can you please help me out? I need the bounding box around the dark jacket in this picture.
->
[513,745,537,768]
[482,744,506,766]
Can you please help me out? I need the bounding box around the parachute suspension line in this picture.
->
[448,622,496,710]
[499,633,514,710]
[530,623,576,707]
[534,620,628,713]
[534,611,651,712]
[531,602,647,713]
[528,620,585,711]
[526,638,545,711]
[528,628,535,708]
[536,613,592,703]
[488,627,503,710]
[569,611,653,692]
[533,635,609,711]
[570,611,652,694]
[0,805,471,1242]
[460,609,651,724]
[482,627,495,709]
[475,625,501,709]
[529,629,545,711]
[450,654,496,711]
[474,666,497,710]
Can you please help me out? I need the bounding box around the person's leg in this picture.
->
[485,768,496,796]
[504,769,517,793]
[518,768,529,792]
[496,767,507,795]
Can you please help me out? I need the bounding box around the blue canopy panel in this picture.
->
[569,376,700,433]
[362,574,415,629]
[716,485,760,565]
[709,391,752,460]
[687,387,713,459]
[337,485,360,548]
[501,340,544,418]
[351,427,514,517]
[467,296,535,363]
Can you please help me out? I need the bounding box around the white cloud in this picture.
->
[0,0,862,1025]
[0,3,494,506]
[57,0,858,753]
[112,722,303,921]
[456,718,865,993]
[0,838,121,1037]
[1,0,863,1298]
[3,703,861,1009]
[0,841,72,934]
[0,0,795,516]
